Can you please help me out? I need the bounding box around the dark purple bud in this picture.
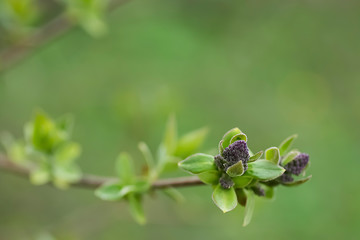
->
[222,140,250,171]
[214,154,226,171]
[219,174,234,189]
[279,172,294,183]
[284,153,309,176]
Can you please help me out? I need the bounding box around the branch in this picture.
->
[0,155,204,190]
[0,0,129,74]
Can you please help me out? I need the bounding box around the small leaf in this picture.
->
[174,127,208,158]
[178,153,216,174]
[128,193,146,225]
[138,142,155,170]
[226,161,244,177]
[212,185,237,213]
[53,164,82,189]
[246,160,285,181]
[95,184,135,201]
[218,140,224,155]
[265,147,280,164]
[282,175,312,187]
[243,189,255,226]
[279,134,298,156]
[115,152,134,184]
[222,128,242,149]
[230,133,247,144]
[54,142,81,165]
[163,114,177,154]
[30,165,50,185]
[260,184,275,199]
[162,187,185,203]
[281,150,300,166]
[56,114,74,137]
[249,151,263,162]
[197,170,220,185]
[235,188,247,206]
[232,176,252,188]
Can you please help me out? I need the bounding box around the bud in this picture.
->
[284,153,309,176]
[222,140,250,171]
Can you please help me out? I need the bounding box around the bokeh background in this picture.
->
[1,0,360,239]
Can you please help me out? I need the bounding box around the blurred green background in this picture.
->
[1,0,360,239]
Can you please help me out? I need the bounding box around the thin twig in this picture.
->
[0,0,129,74]
[0,155,204,190]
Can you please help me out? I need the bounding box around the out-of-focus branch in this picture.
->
[0,155,204,190]
[0,0,129,74]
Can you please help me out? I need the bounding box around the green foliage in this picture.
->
[178,127,312,225]
[279,134,298,156]
[94,115,208,224]
[1,110,81,189]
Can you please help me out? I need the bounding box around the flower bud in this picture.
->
[222,140,250,172]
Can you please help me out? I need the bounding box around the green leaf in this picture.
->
[249,151,263,162]
[233,176,252,188]
[235,188,247,206]
[30,165,50,185]
[54,142,81,165]
[212,185,238,213]
[246,160,285,181]
[222,128,242,149]
[163,114,177,154]
[282,175,312,187]
[265,147,280,164]
[243,189,255,226]
[53,164,82,189]
[279,134,298,156]
[174,127,208,158]
[31,111,64,152]
[115,152,134,184]
[178,153,216,174]
[260,184,275,199]
[95,184,135,201]
[138,142,155,170]
[218,140,224,155]
[197,170,220,185]
[226,161,245,177]
[56,114,74,137]
[281,150,300,166]
[230,133,247,144]
[1,133,27,164]
[128,193,146,225]
[162,187,185,203]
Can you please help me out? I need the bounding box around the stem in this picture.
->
[0,155,204,190]
[0,0,129,74]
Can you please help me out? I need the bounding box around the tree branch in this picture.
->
[0,0,129,74]
[0,155,204,190]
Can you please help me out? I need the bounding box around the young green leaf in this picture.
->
[279,134,298,156]
[235,188,247,206]
[163,114,177,154]
[138,142,155,170]
[281,150,300,166]
[218,140,224,155]
[249,151,263,162]
[222,128,242,149]
[174,127,208,158]
[226,161,244,177]
[178,153,216,174]
[246,160,285,181]
[230,133,247,144]
[115,152,134,184]
[243,189,255,226]
[30,165,50,185]
[232,176,253,188]
[53,164,82,188]
[54,142,81,165]
[128,193,146,225]
[265,147,280,164]
[95,184,135,201]
[162,187,185,203]
[282,175,312,187]
[212,184,238,213]
[197,170,220,185]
